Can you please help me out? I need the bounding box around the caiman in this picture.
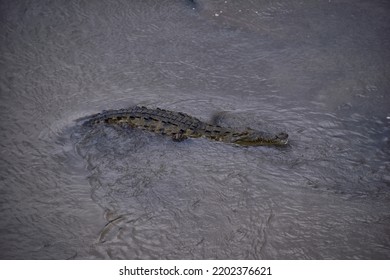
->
[82,106,288,146]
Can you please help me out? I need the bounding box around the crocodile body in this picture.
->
[83,106,288,146]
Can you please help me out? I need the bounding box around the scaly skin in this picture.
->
[83,106,288,146]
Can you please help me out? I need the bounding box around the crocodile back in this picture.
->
[83,106,206,138]
[82,106,288,146]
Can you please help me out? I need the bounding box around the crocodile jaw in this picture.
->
[232,131,289,146]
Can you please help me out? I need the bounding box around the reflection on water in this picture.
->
[0,0,389,259]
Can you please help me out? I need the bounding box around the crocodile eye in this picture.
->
[277,132,288,140]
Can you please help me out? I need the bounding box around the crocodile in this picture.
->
[82,106,288,146]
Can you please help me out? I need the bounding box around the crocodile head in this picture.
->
[232,130,289,146]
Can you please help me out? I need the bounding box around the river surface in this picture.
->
[1,0,389,259]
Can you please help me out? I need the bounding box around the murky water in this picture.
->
[1,0,389,259]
